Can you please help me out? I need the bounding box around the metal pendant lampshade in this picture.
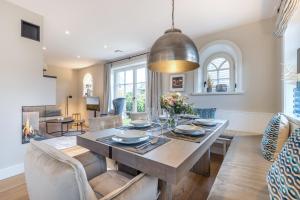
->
[148,0,199,73]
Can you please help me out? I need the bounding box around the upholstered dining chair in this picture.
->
[112,98,126,115]
[25,140,159,200]
[88,115,123,132]
[129,112,148,121]
[193,108,217,119]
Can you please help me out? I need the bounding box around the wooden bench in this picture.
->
[208,115,300,200]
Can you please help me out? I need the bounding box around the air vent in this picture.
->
[21,20,40,41]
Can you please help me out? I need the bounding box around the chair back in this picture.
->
[113,98,126,115]
[193,108,217,119]
[24,141,97,200]
[129,112,148,121]
[88,115,123,132]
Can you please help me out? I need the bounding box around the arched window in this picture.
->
[83,73,93,96]
[204,53,235,92]
[195,40,243,94]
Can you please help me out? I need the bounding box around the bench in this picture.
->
[208,115,300,200]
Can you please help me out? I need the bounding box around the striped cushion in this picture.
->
[261,114,281,161]
[266,128,300,200]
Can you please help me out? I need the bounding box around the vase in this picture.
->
[167,112,178,129]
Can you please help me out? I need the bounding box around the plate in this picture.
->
[173,128,205,136]
[176,125,204,133]
[194,119,218,126]
[115,130,148,140]
[112,135,149,144]
[130,120,152,127]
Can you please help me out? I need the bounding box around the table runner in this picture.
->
[96,136,170,155]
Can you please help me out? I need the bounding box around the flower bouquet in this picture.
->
[160,92,193,127]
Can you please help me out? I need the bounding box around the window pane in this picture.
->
[207,64,216,71]
[125,85,133,112]
[136,83,146,112]
[220,61,230,69]
[207,71,217,80]
[125,70,133,84]
[116,84,125,98]
[219,69,230,79]
[218,79,230,86]
[136,68,146,83]
[212,58,226,68]
[116,72,125,85]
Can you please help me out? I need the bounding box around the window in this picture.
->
[83,73,93,96]
[113,64,147,113]
[194,40,243,94]
[204,54,235,92]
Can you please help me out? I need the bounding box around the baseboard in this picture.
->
[216,110,274,133]
[0,163,24,180]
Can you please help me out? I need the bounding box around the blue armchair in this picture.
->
[112,98,126,115]
[193,108,217,119]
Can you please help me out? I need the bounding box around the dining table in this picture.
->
[77,119,229,200]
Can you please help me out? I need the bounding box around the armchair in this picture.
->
[25,140,159,200]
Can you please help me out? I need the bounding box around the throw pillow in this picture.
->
[266,128,300,200]
[261,113,289,161]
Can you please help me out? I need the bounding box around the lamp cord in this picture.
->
[172,0,175,29]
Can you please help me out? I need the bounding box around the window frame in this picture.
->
[203,53,236,92]
[112,63,147,113]
[83,73,93,97]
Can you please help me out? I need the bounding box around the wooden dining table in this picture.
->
[77,119,229,200]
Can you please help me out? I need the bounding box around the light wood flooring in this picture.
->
[0,147,223,200]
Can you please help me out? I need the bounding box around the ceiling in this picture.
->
[8,0,280,69]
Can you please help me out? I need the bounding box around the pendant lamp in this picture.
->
[148,0,199,73]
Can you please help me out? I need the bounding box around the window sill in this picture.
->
[190,91,244,96]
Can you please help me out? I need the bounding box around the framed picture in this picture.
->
[170,74,185,92]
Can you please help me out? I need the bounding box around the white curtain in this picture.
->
[147,69,162,117]
[103,63,112,113]
[274,0,300,37]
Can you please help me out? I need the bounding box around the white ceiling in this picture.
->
[8,0,279,69]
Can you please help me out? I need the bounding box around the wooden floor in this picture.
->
[0,154,223,200]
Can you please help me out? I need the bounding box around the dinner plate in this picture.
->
[173,128,205,136]
[194,119,218,126]
[112,135,150,144]
[176,125,204,133]
[115,130,148,140]
[130,120,152,128]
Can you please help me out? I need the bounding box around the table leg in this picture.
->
[191,148,211,177]
[61,123,63,136]
[158,180,173,200]
[46,123,48,134]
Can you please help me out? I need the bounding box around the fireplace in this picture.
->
[22,105,62,144]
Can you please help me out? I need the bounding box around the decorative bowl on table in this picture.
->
[193,119,218,126]
[130,120,152,128]
[174,125,205,136]
[112,130,149,144]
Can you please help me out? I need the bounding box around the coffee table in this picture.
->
[45,118,74,136]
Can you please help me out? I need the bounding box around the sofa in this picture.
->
[207,115,299,200]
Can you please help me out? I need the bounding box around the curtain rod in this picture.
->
[106,52,149,65]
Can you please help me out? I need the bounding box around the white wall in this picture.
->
[0,1,56,179]
[47,66,79,116]
[162,18,282,133]
[283,8,300,116]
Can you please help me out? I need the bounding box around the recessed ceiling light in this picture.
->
[42,46,47,50]
[65,30,70,35]
[77,55,81,59]
[104,45,108,49]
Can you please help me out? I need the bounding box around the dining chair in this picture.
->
[193,108,217,119]
[24,140,159,200]
[129,112,148,121]
[112,98,126,115]
[88,115,123,132]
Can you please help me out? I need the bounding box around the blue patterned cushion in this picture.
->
[193,108,216,119]
[261,114,282,161]
[266,128,300,200]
